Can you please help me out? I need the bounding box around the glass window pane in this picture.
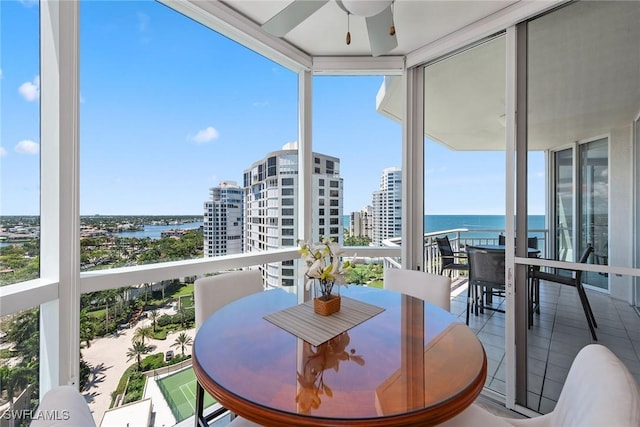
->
[1,1,41,287]
[423,35,507,398]
[527,0,640,414]
[313,76,401,248]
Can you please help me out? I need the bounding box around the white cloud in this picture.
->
[0,147,7,157]
[252,101,269,108]
[15,139,39,154]
[0,68,3,79]
[19,76,40,101]
[192,126,220,144]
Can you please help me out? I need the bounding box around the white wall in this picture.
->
[609,123,634,302]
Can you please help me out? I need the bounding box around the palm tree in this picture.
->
[0,364,31,424]
[126,340,150,371]
[98,288,120,332]
[80,309,95,348]
[177,305,188,328]
[148,309,159,332]
[132,325,154,344]
[171,332,193,356]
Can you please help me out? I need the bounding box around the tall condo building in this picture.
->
[350,205,373,240]
[203,181,244,257]
[372,167,402,245]
[244,142,343,288]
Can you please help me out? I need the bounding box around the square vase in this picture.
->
[313,295,341,316]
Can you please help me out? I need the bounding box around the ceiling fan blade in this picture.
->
[365,5,398,57]
[262,0,329,37]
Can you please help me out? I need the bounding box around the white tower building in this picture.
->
[244,143,343,288]
[350,205,373,239]
[203,181,244,257]
[372,167,402,245]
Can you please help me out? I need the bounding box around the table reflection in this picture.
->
[296,332,365,414]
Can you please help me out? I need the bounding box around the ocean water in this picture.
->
[342,214,545,239]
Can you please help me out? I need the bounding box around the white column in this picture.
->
[298,70,313,303]
[40,0,81,396]
[402,67,424,270]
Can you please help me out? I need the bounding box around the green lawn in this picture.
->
[172,284,194,298]
[156,367,215,422]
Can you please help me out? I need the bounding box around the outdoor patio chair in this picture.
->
[194,270,264,427]
[465,245,506,325]
[439,344,640,427]
[436,236,469,277]
[528,243,597,340]
[498,235,538,249]
[383,268,452,311]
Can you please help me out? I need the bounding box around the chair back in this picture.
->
[498,235,537,249]
[551,344,640,426]
[194,270,263,330]
[578,243,594,263]
[383,268,451,311]
[573,243,594,283]
[466,246,505,287]
[436,236,455,262]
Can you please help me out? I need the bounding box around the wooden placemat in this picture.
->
[263,296,385,346]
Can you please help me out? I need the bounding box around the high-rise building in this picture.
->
[244,142,343,288]
[350,205,373,240]
[203,181,244,257]
[372,167,402,245]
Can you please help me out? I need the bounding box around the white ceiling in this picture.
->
[185,1,639,152]
[221,0,518,57]
[377,1,640,151]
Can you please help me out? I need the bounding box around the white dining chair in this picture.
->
[30,385,95,427]
[194,269,265,426]
[439,344,640,427]
[383,268,451,311]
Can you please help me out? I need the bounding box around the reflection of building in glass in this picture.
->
[244,143,343,288]
[350,205,373,239]
[203,181,244,257]
[372,167,402,246]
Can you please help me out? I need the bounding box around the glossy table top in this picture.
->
[193,286,487,427]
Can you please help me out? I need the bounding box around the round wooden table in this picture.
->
[193,286,487,427]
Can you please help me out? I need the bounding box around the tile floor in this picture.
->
[450,278,640,414]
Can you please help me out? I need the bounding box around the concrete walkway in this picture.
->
[81,307,195,426]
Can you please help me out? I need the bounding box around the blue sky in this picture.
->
[1,0,544,216]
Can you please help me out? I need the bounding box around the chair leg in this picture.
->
[466,281,472,325]
[528,276,534,328]
[195,380,206,427]
[534,277,540,314]
[576,283,598,341]
[579,283,598,328]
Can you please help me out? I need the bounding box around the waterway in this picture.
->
[116,221,203,239]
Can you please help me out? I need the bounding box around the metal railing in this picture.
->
[383,228,549,275]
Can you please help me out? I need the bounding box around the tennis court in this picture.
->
[156,367,216,422]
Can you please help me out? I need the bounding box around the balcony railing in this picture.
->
[383,228,549,276]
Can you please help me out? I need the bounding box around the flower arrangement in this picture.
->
[298,237,352,301]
